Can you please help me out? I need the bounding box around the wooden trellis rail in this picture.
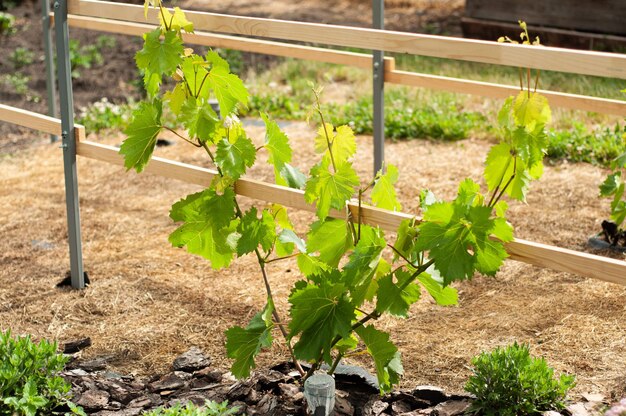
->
[1,104,625,286]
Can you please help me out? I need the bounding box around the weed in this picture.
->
[0,329,85,415]
[547,122,626,167]
[465,342,575,416]
[143,401,239,416]
[0,11,15,34]
[10,47,34,69]
[0,73,39,102]
[77,97,134,133]
[69,35,116,79]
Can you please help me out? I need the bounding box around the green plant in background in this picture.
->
[10,47,34,70]
[77,97,134,133]
[143,401,238,416]
[0,12,15,34]
[465,343,575,415]
[69,35,116,79]
[0,330,85,416]
[598,137,626,247]
[547,122,626,167]
[121,7,551,394]
[0,73,39,102]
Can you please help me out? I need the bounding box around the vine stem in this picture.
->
[162,126,201,147]
[313,90,337,173]
[490,157,517,208]
[487,156,513,207]
[533,69,541,93]
[200,141,305,377]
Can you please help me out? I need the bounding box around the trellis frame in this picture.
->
[28,0,626,287]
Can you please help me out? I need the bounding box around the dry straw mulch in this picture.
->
[1,121,625,401]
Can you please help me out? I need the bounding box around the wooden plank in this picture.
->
[75,140,414,231]
[506,238,626,287]
[65,15,390,70]
[0,104,86,140]
[74,0,626,79]
[68,0,80,14]
[385,71,626,116]
[75,140,626,286]
[465,0,626,37]
[0,103,63,136]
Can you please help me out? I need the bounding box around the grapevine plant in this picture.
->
[120,6,551,393]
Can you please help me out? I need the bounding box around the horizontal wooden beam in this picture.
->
[0,103,85,140]
[76,139,626,286]
[386,71,626,116]
[74,0,626,79]
[65,15,394,70]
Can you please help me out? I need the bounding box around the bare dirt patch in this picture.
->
[1,120,625,403]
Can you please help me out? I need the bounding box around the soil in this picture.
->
[1,0,626,411]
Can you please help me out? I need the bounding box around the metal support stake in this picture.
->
[54,0,85,289]
[42,0,58,143]
[372,0,385,175]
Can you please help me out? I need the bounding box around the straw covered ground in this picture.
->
[1,119,625,402]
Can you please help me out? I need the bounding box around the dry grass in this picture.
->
[1,121,625,403]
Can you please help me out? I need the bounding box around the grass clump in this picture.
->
[465,342,575,416]
[0,329,84,416]
[144,401,239,416]
[547,122,626,167]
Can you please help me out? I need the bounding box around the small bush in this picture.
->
[0,12,15,35]
[10,47,34,69]
[77,97,134,133]
[144,401,239,416]
[464,342,575,416]
[0,329,84,415]
[69,36,116,79]
[547,122,626,167]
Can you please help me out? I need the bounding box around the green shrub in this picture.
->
[547,122,626,167]
[69,36,116,79]
[0,12,15,34]
[10,47,34,69]
[0,329,84,416]
[144,401,239,416]
[465,342,575,416]
[77,97,134,133]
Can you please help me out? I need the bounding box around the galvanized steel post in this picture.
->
[54,0,85,289]
[372,0,385,175]
[42,0,58,143]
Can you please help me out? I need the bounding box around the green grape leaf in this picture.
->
[513,91,551,132]
[164,83,188,115]
[611,183,625,211]
[280,163,307,190]
[215,126,256,180]
[416,180,509,283]
[206,65,249,118]
[120,100,162,173]
[456,177,481,206]
[168,188,237,269]
[375,270,421,317]
[135,29,183,95]
[305,160,360,219]
[289,282,355,363]
[393,219,419,263]
[237,208,276,256]
[497,96,515,131]
[179,96,219,142]
[613,152,626,170]
[600,172,622,197]
[297,253,330,277]
[159,6,194,34]
[417,272,458,306]
[206,50,231,73]
[314,124,356,165]
[611,199,626,225]
[262,113,292,186]
[180,55,210,98]
[484,142,532,202]
[420,189,437,211]
[306,219,353,267]
[335,335,359,355]
[271,203,293,230]
[371,164,402,211]
[225,303,274,379]
[343,225,386,305]
[510,125,547,171]
[354,325,403,393]
[278,229,306,253]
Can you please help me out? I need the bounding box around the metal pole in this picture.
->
[54,0,85,289]
[372,0,385,175]
[42,0,58,143]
